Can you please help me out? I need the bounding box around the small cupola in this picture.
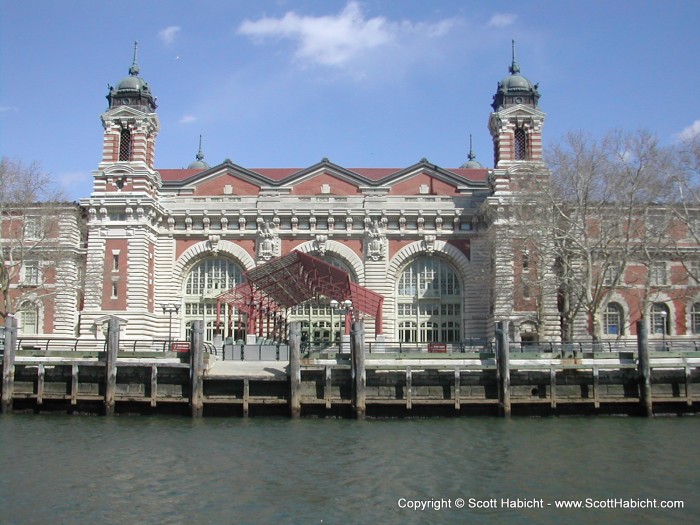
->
[107,42,157,113]
[491,40,540,111]
[460,134,484,169]
[187,135,210,170]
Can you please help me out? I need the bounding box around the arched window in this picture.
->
[691,303,700,334]
[183,258,245,342]
[514,128,528,160]
[604,302,624,335]
[650,303,670,335]
[397,257,462,343]
[19,301,39,335]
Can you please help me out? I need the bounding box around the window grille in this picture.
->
[119,128,132,161]
[514,128,528,160]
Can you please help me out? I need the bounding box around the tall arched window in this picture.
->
[604,302,623,335]
[396,257,462,343]
[514,128,528,160]
[650,303,670,335]
[691,303,700,334]
[183,258,245,342]
[19,301,39,335]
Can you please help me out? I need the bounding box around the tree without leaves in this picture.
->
[534,130,680,341]
[0,157,83,328]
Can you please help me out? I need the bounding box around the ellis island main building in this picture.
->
[7,44,698,350]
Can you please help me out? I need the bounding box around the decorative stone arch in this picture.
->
[295,239,365,285]
[387,240,473,291]
[645,292,676,337]
[517,319,539,343]
[16,295,44,336]
[601,293,632,338]
[173,239,256,290]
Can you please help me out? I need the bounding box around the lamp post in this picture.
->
[162,303,180,351]
[330,299,353,351]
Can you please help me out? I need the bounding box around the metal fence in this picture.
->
[366,338,700,355]
[5,332,700,361]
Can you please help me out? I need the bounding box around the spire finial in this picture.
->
[196,135,205,162]
[509,39,520,75]
[129,41,140,76]
[468,134,476,161]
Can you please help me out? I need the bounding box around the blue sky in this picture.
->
[2,1,699,201]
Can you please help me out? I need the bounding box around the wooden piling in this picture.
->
[71,364,78,406]
[496,321,511,417]
[351,320,366,419]
[104,318,119,416]
[289,322,301,418]
[37,363,45,405]
[191,320,204,418]
[454,367,461,411]
[1,316,18,414]
[637,319,652,417]
[150,365,158,407]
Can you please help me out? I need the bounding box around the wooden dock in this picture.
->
[2,318,699,417]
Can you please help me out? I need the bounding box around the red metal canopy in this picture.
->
[216,250,384,334]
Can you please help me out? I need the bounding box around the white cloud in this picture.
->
[488,13,518,28]
[180,115,196,124]
[678,120,700,141]
[238,1,458,67]
[158,26,181,45]
[0,105,19,114]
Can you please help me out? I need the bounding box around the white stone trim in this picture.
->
[173,240,256,289]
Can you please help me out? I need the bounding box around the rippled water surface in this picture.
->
[1,415,698,524]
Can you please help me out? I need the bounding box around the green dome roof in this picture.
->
[116,75,148,93]
[498,72,535,93]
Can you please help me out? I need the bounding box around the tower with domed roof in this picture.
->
[488,41,545,167]
[81,43,162,339]
[97,42,160,186]
[484,42,559,345]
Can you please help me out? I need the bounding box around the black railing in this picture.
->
[365,339,700,355]
[6,334,700,359]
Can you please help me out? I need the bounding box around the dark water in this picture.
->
[0,415,698,525]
